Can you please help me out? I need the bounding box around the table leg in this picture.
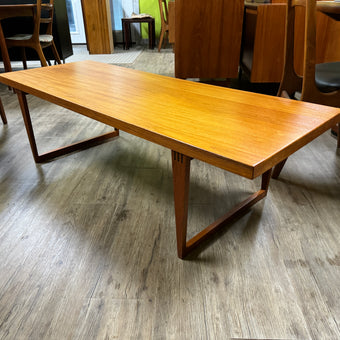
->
[123,22,127,50]
[17,90,119,163]
[0,98,7,124]
[148,22,152,49]
[172,150,272,259]
[124,22,131,50]
[272,158,287,179]
[148,21,155,49]
[172,151,191,258]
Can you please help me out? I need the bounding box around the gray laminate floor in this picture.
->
[0,47,339,340]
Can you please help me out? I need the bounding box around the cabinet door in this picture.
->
[175,0,244,79]
[251,4,286,82]
[81,0,114,54]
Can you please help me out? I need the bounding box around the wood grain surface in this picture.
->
[80,0,113,54]
[0,60,339,180]
[0,81,339,338]
[242,1,340,82]
[246,4,286,82]
[174,0,244,79]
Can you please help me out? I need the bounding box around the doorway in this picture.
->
[66,0,86,44]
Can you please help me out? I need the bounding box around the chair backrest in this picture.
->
[279,0,340,106]
[31,0,55,40]
[41,0,55,35]
[158,0,168,27]
[300,0,320,102]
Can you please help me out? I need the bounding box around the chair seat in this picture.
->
[7,34,32,41]
[4,0,61,69]
[315,62,340,93]
[6,34,53,43]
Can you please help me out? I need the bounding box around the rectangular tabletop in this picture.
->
[0,60,339,179]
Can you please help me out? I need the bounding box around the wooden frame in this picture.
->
[172,151,272,258]
[17,91,119,163]
[241,3,286,83]
[158,0,169,52]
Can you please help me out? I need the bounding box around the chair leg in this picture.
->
[34,45,48,67]
[50,41,61,65]
[158,27,165,52]
[337,123,340,149]
[163,30,169,49]
[21,47,27,69]
[0,98,7,125]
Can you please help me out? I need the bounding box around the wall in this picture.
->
[139,0,161,38]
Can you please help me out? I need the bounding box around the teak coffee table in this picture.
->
[0,61,339,258]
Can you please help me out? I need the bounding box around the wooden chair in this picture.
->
[0,98,7,125]
[273,0,340,179]
[5,0,61,69]
[158,0,169,52]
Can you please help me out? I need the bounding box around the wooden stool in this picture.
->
[121,17,155,50]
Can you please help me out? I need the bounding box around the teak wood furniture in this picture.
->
[241,0,340,83]
[0,61,339,258]
[121,16,155,50]
[241,2,287,83]
[0,0,72,64]
[174,0,244,79]
[5,0,61,69]
[273,0,340,179]
[0,4,36,73]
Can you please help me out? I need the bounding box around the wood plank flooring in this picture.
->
[0,50,340,339]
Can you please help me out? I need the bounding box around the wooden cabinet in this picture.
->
[241,3,286,83]
[295,7,340,75]
[81,0,113,54]
[174,0,244,79]
[241,1,340,83]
